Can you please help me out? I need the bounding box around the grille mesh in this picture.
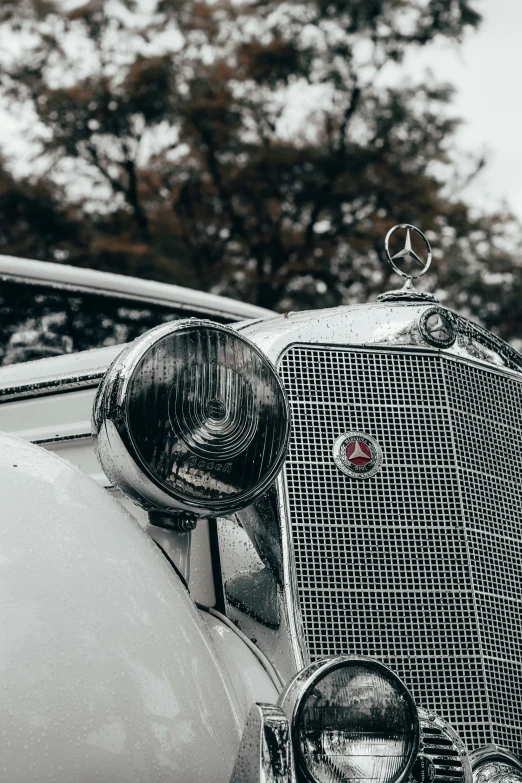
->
[279,346,522,755]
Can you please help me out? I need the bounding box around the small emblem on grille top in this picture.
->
[333,432,383,479]
[419,307,456,348]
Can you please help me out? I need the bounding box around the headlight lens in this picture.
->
[93,320,289,515]
[279,657,419,783]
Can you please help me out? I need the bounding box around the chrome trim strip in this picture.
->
[14,420,93,444]
[32,432,92,445]
[0,373,103,403]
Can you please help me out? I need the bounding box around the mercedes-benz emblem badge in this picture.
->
[419,307,456,348]
[385,224,432,280]
[333,432,383,479]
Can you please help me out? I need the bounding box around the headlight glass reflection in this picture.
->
[125,322,289,510]
[296,662,418,783]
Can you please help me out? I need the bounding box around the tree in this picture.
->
[1,0,522,344]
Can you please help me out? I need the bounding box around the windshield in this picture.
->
[0,281,228,366]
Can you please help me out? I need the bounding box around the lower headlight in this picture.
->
[471,747,522,783]
[278,656,419,783]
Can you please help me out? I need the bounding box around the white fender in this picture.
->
[0,433,242,782]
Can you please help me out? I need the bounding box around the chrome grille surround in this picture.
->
[278,343,522,755]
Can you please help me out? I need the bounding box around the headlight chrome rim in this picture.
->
[93,318,290,516]
[278,655,420,783]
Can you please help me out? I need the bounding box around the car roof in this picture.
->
[0,254,273,322]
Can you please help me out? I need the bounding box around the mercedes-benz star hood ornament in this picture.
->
[378,223,437,302]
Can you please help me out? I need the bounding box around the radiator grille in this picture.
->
[279,346,522,755]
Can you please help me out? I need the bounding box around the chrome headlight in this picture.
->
[93,319,289,517]
[278,656,419,783]
[471,747,522,783]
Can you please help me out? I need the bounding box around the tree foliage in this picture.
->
[1,0,522,344]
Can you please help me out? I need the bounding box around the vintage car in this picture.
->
[0,225,521,783]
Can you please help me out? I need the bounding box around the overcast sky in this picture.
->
[404,0,522,220]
